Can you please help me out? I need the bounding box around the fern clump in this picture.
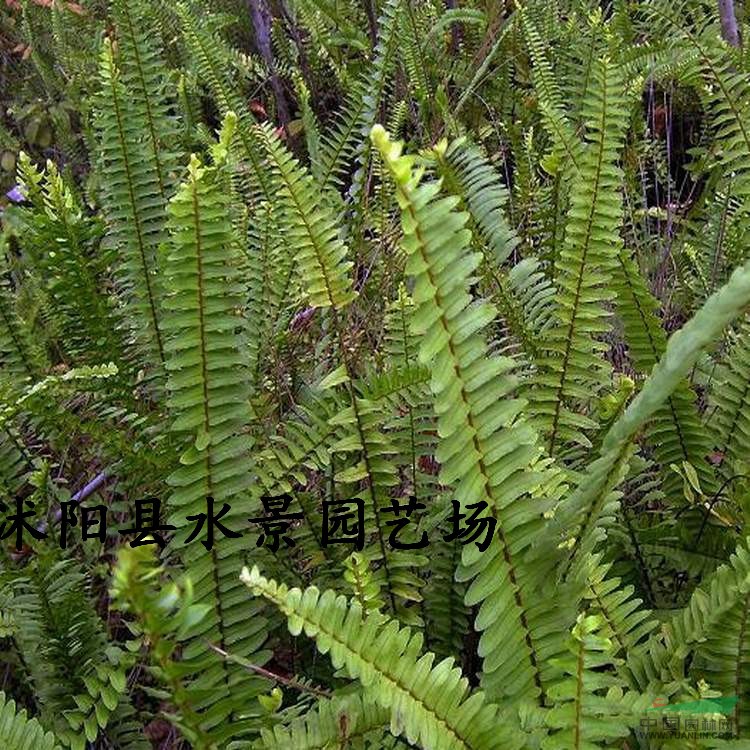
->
[2,0,750,748]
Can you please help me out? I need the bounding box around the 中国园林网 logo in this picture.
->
[639,696,739,740]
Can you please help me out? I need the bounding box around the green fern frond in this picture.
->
[110,0,179,202]
[257,691,391,749]
[0,691,60,750]
[710,317,750,478]
[15,154,125,368]
[583,555,658,686]
[534,56,631,456]
[520,8,583,176]
[252,122,356,310]
[242,566,524,750]
[94,39,167,377]
[428,137,554,357]
[557,255,750,582]
[627,539,750,698]
[612,247,715,499]
[542,614,645,750]
[0,237,46,383]
[373,124,568,706]
[162,149,270,739]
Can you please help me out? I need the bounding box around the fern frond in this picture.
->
[110,0,179,202]
[328,377,427,623]
[373,124,568,706]
[542,614,645,750]
[612,248,715,499]
[15,154,125,368]
[0,691,60,750]
[557,255,750,580]
[0,237,46,383]
[583,555,658,686]
[257,692,391,749]
[252,122,356,310]
[534,56,631,456]
[242,566,524,750]
[711,317,750,478]
[627,539,750,698]
[520,8,583,176]
[94,39,167,378]
[429,138,554,357]
[162,150,269,740]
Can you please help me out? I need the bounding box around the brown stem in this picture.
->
[206,642,332,698]
[363,0,378,48]
[247,0,292,128]
[719,0,741,48]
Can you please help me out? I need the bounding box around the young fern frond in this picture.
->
[173,8,358,313]
[429,138,518,267]
[382,287,437,501]
[422,531,470,662]
[328,380,427,623]
[343,551,385,613]
[692,589,750,737]
[174,2,274,203]
[244,201,294,388]
[347,0,402,218]
[6,559,135,750]
[582,555,658,687]
[314,87,368,194]
[242,566,523,750]
[655,8,750,211]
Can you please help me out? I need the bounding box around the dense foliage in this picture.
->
[2,0,750,747]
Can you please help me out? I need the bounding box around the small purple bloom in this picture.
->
[5,185,25,203]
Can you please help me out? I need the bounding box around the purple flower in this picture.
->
[5,185,25,203]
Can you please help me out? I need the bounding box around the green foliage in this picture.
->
[0,691,60,750]
[242,565,523,750]
[3,0,750,747]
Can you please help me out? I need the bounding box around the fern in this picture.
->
[161,142,269,740]
[242,565,524,750]
[542,614,646,750]
[533,56,631,456]
[373,124,569,706]
[94,39,167,377]
[257,692,392,749]
[7,2,750,748]
[110,0,178,203]
[0,691,60,750]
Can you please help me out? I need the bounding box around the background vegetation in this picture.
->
[1,0,750,747]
